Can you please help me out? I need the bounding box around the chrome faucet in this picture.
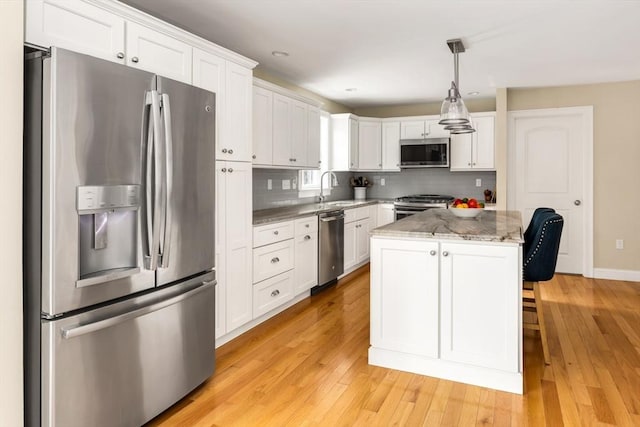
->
[318,171,339,203]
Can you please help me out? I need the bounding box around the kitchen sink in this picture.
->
[327,201,359,207]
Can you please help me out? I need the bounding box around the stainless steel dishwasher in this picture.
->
[312,209,345,295]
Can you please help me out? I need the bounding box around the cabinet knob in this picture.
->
[273,230,279,235]
[442,251,449,257]
[131,56,139,63]
[228,168,233,173]
[304,235,311,240]
[305,224,310,228]
[222,148,228,153]
[574,199,582,206]
[430,250,436,256]
[221,168,227,172]
[116,52,125,59]
[270,257,280,264]
[271,289,280,297]
[252,154,257,159]
[228,149,234,154]
[379,163,382,167]
[318,160,322,164]
[468,162,471,166]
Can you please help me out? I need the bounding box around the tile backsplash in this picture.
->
[253,167,497,211]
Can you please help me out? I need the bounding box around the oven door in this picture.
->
[394,206,427,220]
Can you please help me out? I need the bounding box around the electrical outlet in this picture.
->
[267,179,272,190]
[292,177,297,190]
[616,239,624,250]
[381,178,386,186]
[475,178,482,187]
[282,179,290,190]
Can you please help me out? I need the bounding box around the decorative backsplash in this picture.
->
[252,167,497,211]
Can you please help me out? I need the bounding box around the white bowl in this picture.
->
[450,207,484,218]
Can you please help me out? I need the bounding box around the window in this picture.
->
[299,111,331,197]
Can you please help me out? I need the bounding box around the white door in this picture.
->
[343,221,357,270]
[381,121,400,171]
[290,99,308,167]
[272,93,292,166]
[252,86,273,165]
[508,107,593,275]
[294,232,318,294]
[358,121,382,170]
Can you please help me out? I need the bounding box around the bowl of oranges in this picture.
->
[450,197,485,218]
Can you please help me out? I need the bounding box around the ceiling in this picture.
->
[121,0,640,108]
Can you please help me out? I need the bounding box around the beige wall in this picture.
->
[508,81,640,271]
[352,97,496,118]
[0,0,24,425]
[253,67,352,114]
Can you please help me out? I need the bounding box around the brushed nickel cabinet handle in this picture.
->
[228,149,234,154]
[271,257,280,264]
[273,230,279,235]
[221,148,228,153]
[304,235,311,240]
[271,290,280,297]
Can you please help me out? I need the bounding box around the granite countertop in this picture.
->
[253,199,393,225]
[371,208,523,244]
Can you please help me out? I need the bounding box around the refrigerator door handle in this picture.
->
[159,93,173,268]
[142,90,163,271]
[60,280,215,339]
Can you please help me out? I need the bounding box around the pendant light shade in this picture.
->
[439,39,474,132]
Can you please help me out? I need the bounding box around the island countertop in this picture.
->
[371,209,523,244]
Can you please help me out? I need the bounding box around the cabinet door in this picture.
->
[377,204,395,227]
[358,121,382,170]
[214,162,227,339]
[294,232,318,294]
[440,242,520,371]
[290,99,308,167]
[222,62,253,162]
[449,133,473,170]
[272,93,292,166]
[193,48,225,159]
[26,0,126,64]
[222,161,253,332]
[370,238,439,357]
[472,115,496,170]
[307,106,321,168]
[349,117,359,170]
[343,221,357,270]
[425,118,450,138]
[355,219,370,263]
[400,120,425,139]
[381,121,401,171]
[126,21,192,83]
[252,86,273,165]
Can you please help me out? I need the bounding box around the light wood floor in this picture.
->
[147,266,640,426]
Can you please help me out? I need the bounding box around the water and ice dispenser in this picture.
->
[76,185,141,287]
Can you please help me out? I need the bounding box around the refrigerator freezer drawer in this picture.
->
[41,276,215,427]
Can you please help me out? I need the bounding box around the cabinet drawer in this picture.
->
[253,220,294,247]
[253,239,294,283]
[295,215,318,235]
[345,206,370,224]
[253,270,293,318]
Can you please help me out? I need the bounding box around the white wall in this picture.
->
[0,1,24,425]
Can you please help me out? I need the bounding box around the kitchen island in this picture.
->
[369,209,524,394]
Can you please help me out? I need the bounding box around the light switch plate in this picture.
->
[475,178,482,187]
[381,178,386,186]
[267,179,272,190]
[282,179,290,190]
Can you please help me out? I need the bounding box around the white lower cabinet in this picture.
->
[369,236,523,394]
[370,239,439,357]
[253,240,294,283]
[343,206,370,271]
[293,216,318,294]
[216,161,253,338]
[253,270,294,318]
[377,203,395,227]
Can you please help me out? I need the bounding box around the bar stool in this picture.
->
[523,211,564,365]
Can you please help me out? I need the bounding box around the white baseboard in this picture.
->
[592,268,640,282]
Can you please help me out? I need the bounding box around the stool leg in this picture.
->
[534,282,551,364]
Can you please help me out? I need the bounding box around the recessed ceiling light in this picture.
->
[271,50,289,57]
[345,88,357,92]
[467,91,480,96]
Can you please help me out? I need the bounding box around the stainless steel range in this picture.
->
[394,194,455,220]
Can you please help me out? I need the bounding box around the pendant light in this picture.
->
[439,39,475,134]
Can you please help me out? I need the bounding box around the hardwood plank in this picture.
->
[144,271,640,427]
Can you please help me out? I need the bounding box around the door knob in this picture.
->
[574,200,582,206]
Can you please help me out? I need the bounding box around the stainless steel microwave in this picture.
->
[400,137,450,168]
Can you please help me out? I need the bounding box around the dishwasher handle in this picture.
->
[319,214,345,222]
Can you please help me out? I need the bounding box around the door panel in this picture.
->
[43,48,156,316]
[156,77,216,285]
[509,108,591,274]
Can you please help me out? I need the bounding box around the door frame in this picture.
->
[507,106,594,277]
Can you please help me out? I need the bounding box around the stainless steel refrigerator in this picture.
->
[24,47,216,427]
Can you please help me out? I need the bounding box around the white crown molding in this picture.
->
[87,0,258,69]
[592,268,640,282]
[253,77,323,108]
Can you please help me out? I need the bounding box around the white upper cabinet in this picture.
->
[358,119,382,170]
[400,116,449,139]
[381,121,401,171]
[254,79,321,169]
[125,21,192,83]
[450,112,496,171]
[330,114,359,171]
[26,0,126,64]
[252,86,273,165]
[192,48,225,148]
[220,62,253,162]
